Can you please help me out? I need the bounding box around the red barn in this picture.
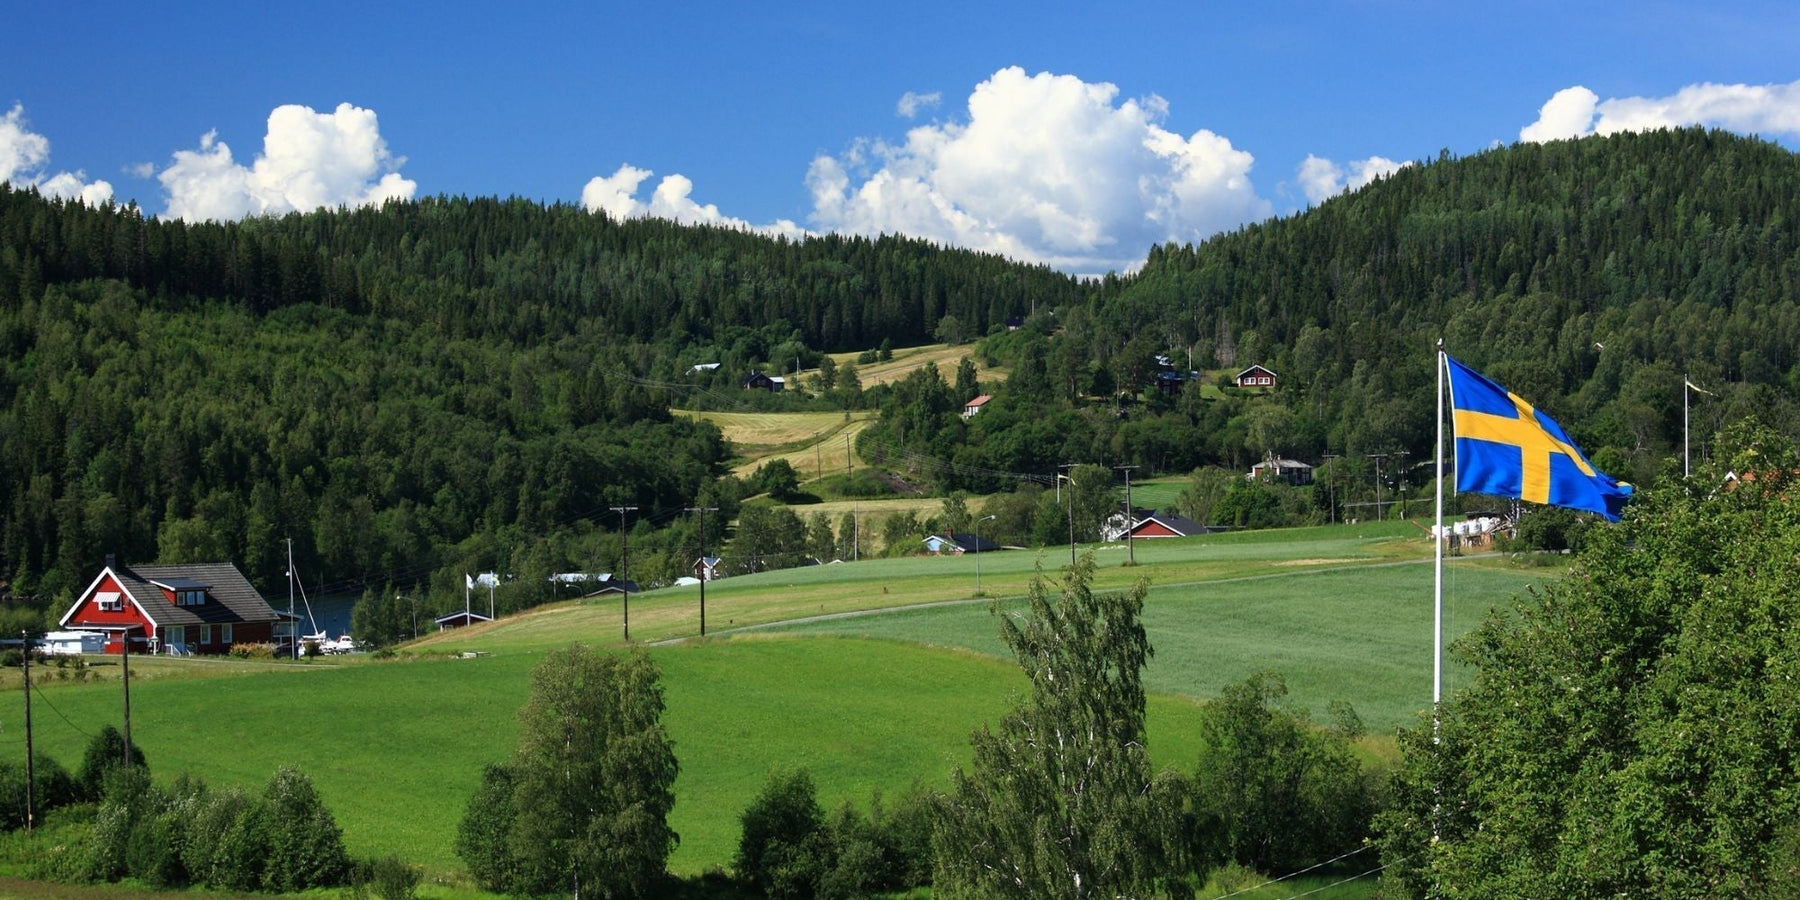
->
[59,560,282,655]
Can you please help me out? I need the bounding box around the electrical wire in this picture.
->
[1278,858,1399,899]
[30,680,96,740]
[1210,845,1377,899]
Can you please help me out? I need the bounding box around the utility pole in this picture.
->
[1058,463,1079,567]
[1368,453,1389,522]
[975,514,996,596]
[845,433,852,475]
[122,626,133,772]
[21,630,33,831]
[610,506,638,641]
[687,505,719,636]
[1393,450,1410,519]
[1322,453,1340,524]
[1115,465,1138,565]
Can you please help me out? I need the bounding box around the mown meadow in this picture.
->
[2,522,1556,894]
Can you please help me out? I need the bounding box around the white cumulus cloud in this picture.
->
[1521,80,1800,143]
[157,102,416,221]
[807,66,1273,273]
[1295,153,1409,204]
[579,163,806,239]
[896,91,942,118]
[0,104,114,206]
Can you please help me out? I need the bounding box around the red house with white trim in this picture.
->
[1128,514,1207,539]
[59,560,283,655]
[1234,365,1278,388]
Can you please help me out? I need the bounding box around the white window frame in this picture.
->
[220,623,233,644]
[166,625,186,647]
[96,591,122,611]
[201,624,214,644]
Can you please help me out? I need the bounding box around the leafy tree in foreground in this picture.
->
[0,752,76,831]
[1192,673,1376,874]
[460,645,679,898]
[76,724,147,802]
[735,769,829,898]
[1377,421,1800,896]
[934,554,1190,898]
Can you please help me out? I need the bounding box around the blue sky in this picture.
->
[5,1,1799,272]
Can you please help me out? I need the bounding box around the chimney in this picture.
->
[105,553,117,569]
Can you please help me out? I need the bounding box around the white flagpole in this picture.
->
[1684,373,1690,478]
[1434,344,1446,709]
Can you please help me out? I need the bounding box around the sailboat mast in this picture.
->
[287,538,296,660]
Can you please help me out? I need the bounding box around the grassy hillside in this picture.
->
[824,342,1001,388]
[2,523,1556,887]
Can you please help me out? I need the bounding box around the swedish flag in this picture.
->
[1446,356,1632,521]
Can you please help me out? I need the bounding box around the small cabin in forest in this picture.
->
[1234,365,1278,389]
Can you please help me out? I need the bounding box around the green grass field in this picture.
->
[1,522,1557,896]
[760,558,1538,732]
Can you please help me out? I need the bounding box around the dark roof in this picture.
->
[1133,514,1206,537]
[583,578,641,596]
[435,610,493,625]
[111,563,280,627]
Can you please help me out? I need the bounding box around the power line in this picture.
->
[1210,845,1378,900]
[30,681,96,741]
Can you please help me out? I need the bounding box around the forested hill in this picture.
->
[5,127,1800,608]
[1086,127,1800,466]
[0,190,1082,356]
[0,188,1080,604]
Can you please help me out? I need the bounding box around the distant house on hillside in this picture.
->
[1234,365,1278,389]
[435,610,493,631]
[1249,455,1314,485]
[742,371,783,392]
[1004,316,1025,331]
[59,557,282,655]
[1103,506,1158,542]
[963,394,992,418]
[694,556,725,581]
[922,533,1002,556]
[1128,514,1207,539]
[689,362,722,375]
[1153,370,1196,397]
[550,572,640,596]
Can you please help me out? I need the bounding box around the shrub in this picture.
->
[261,766,349,892]
[82,766,158,882]
[347,854,424,900]
[0,752,78,831]
[76,725,147,801]
[210,797,271,892]
[454,763,521,893]
[180,785,252,888]
[457,646,679,898]
[125,807,186,886]
[229,642,277,659]
[1192,673,1377,874]
[736,769,830,897]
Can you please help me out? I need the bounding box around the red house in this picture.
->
[1128,514,1207,539]
[1234,365,1278,388]
[59,560,282,655]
